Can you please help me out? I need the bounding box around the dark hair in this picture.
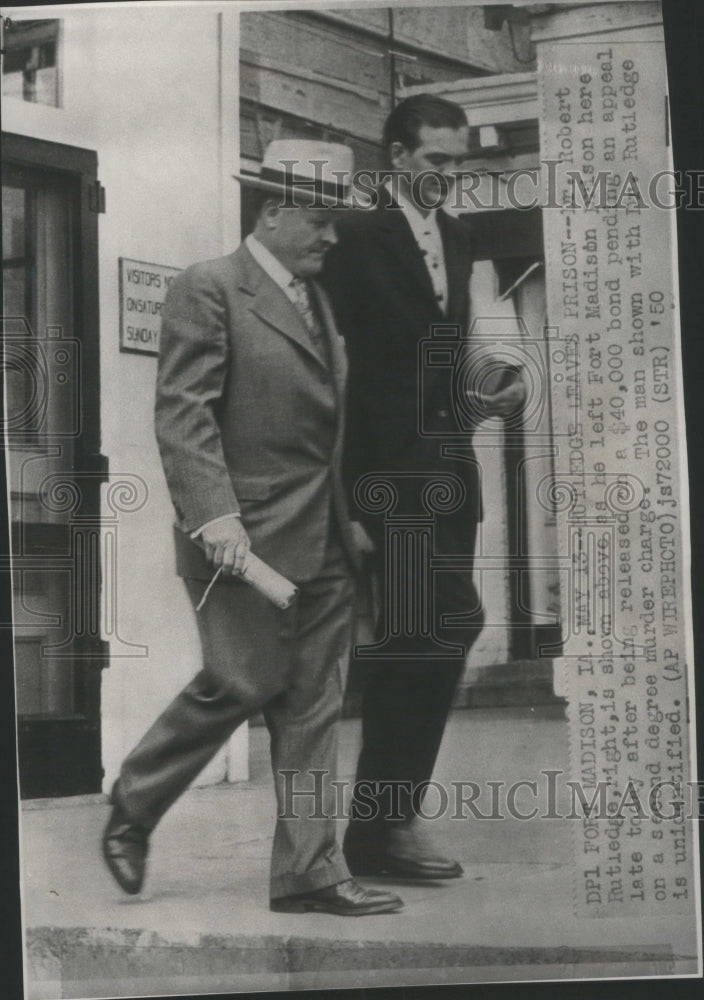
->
[241,187,277,237]
[382,94,468,155]
[250,188,278,217]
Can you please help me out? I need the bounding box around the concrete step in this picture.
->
[454,658,566,710]
[27,924,678,999]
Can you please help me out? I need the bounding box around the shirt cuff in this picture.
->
[191,513,241,539]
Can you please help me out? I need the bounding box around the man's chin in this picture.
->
[413,177,450,210]
[419,188,448,210]
[296,257,326,277]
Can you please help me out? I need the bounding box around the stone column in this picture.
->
[533,2,695,921]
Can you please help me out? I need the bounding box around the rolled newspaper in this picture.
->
[240,551,298,609]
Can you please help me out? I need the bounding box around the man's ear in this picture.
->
[388,141,408,171]
[260,198,281,230]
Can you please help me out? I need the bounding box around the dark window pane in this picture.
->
[2,185,25,260]
[14,640,43,715]
[1,248,32,435]
[2,263,26,315]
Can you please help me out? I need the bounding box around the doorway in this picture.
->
[2,133,107,797]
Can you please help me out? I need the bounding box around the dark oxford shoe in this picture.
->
[270,878,404,916]
[101,790,149,895]
[344,826,464,880]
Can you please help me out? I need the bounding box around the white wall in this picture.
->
[3,5,247,791]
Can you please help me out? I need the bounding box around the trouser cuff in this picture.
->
[269,858,350,900]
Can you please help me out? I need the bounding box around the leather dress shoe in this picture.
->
[101,790,149,895]
[344,828,463,880]
[270,878,403,916]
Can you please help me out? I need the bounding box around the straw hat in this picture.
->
[233,139,354,206]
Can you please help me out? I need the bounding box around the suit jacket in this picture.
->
[322,187,482,533]
[155,242,358,584]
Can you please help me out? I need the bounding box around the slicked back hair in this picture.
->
[383,94,468,159]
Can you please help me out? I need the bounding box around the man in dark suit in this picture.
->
[323,95,524,879]
[101,141,403,917]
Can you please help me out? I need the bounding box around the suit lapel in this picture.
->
[238,245,326,369]
[309,281,348,464]
[438,210,470,324]
[310,281,345,392]
[374,188,444,320]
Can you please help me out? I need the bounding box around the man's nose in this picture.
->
[321,223,338,246]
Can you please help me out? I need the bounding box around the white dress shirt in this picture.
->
[386,181,448,313]
[245,233,296,297]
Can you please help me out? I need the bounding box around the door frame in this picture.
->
[2,131,109,797]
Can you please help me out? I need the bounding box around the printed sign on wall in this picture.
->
[119,257,181,356]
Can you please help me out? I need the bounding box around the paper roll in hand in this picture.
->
[240,552,298,609]
[195,552,298,612]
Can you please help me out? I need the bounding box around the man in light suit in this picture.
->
[102,141,403,917]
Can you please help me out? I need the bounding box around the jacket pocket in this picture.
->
[233,477,272,500]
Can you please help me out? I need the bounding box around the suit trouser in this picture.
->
[347,518,484,839]
[116,530,354,899]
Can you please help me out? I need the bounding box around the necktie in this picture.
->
[288,277,326,361]
[421,226,447,313]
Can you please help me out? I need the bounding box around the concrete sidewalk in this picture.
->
[21,707,698,997]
